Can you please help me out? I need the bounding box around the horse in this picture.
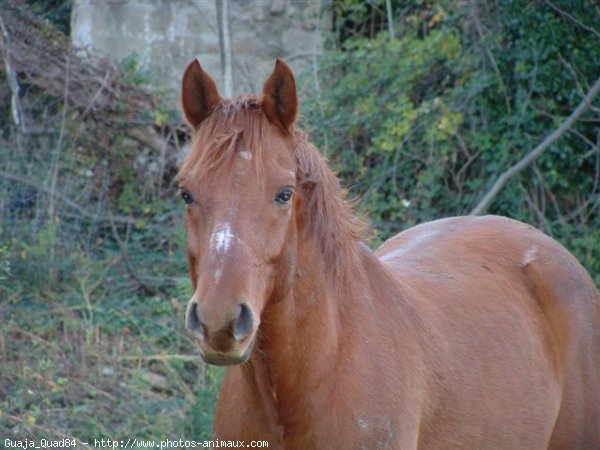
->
[177,57,600,449]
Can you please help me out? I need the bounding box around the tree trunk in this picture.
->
[216,0,234,97]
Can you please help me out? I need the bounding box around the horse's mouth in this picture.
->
[199,335,256,366]
[201,353,248,366]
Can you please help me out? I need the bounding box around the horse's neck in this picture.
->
[246,241,378,428]
[241,239,430,444]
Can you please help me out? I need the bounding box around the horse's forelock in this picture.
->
[176,95,268,184]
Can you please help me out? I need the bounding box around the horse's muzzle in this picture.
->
[200,338,255,366]
[185,298,257,365]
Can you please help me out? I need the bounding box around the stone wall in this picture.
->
[71,0,329,107]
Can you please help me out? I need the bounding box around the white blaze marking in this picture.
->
[210,223,235,254]
[240,149,252,161]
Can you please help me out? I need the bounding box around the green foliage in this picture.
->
[25,0,72,34]
[300,0,600,275]
[302,16,468,233]
[1,10,214,444]
[3,0,599,444]
[120,53,151,87]
[14,221,59,290]
[0,243,10,281]
[564,227,600,287]
[186,367,224,440]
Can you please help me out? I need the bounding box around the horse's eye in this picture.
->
[180,189,194,205]
[275,187,294,205]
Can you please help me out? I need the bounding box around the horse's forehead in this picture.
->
[238,131,296,171]
[201,138,295,191]
[260,145,296,170]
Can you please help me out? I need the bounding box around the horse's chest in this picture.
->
[275,393,401,449]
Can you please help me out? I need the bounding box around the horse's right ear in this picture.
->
[181,58,221,130]
[262,58,297,133]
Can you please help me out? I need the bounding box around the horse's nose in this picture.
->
[185,299,254,343]
[233,302,254,342]
[185,300,206,340]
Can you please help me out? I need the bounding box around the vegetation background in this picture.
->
[1,0,599,445]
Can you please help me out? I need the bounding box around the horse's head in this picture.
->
[177,59,300,365]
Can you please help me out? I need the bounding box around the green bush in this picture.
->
[300,0,600,283]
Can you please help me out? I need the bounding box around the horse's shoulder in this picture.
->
[375,214,600,333]
[375,215,538,262]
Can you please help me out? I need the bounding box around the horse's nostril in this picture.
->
[233,303,254,342]
[185,301,205,339]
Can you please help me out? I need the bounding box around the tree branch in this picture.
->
[0,2,184,170]
[0,170,135,225]
[385,0,394,40]
[216,0,233,97]
[0,7,26,160]
[543,0,600,41]
[470,75,600,215]
[108,214,156,295]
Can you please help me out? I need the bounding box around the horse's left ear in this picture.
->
[262,58,298,133]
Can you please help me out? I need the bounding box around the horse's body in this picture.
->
[177,58,600,449]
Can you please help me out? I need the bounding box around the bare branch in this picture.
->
[108,214,156,295]
[0,170,136,225]
[385,0,394,40]
[471,75,600,216]
[0,2,185,170]
[48,41,71,222]
[544,0,600,41]
[469,1,512,115]
[216,0,234,97]
[0,7,26,160]
[126,126,171,155]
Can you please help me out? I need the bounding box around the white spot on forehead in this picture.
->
[214,268,222,283]
[210,223,235,254]
[239,149,252,161]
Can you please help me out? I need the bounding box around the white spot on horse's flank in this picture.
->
[522,246,538,267]
[210,223,235,254]
[239,149,252,161]
[357,417,369,430]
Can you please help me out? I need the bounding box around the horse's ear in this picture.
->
[181,58,221,130]
[262,58,298,133]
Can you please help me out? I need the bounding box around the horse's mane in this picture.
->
[294,138,369,277]
[177,94,369,279]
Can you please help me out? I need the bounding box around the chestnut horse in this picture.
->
[177,58,600,449]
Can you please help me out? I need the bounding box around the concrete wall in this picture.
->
[71,0,329,106]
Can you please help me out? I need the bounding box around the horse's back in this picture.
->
[376,215,600,448]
